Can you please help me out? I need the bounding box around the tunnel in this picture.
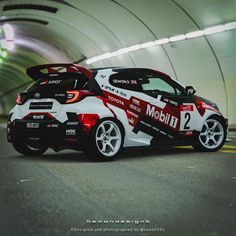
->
[0,1,236,236]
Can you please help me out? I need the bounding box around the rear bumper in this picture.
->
[7,114,88,149]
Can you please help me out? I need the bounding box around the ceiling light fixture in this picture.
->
[186,30,204,38]
[0,23,15,64]
[203,25,225,35]
[224,22,236,30]
[86,21,236,65]
[2,24,14,40]
[140,41,156,48]
[154,38,169,45]
[1,51,7,58]
[169,34,186,42]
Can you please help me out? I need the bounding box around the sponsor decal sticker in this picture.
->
[201,102,217,111]
[48,80,62,84]
[33,115,44,119]
[67,122,79,126]
[129,104,141,113]
[29,102,53,110]
[132,98,140,106]
[113,79,130,84]
[55,93,66,97]
[127,110,139,118]
[163,98,179,107]
[40,80,48,85]
[108,96,125,106]
[26,123,39,128]
[180,104,194,111]
[146,104,178,128]
[139,120,174,139]
[128,118,135,124]
[184,131,193,136]
[47,124,59,128]
[66,129,76,135]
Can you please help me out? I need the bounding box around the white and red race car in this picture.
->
[7,64,227,161]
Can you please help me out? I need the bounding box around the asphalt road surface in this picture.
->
[0,126,235,236]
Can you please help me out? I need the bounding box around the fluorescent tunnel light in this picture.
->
[140,41,156,48]
[186,30,204,38]
[154,38,169,45]
[86,21,236,65]
[2,24,14,40]
[224,22,236,30]
[0,40,15,50]
[204,25,225,35]
[169,34,186,42]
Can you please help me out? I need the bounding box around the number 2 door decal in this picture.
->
[184,112,191,129]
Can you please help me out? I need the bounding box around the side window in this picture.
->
[141,76,182,97]
[142,78,175,94]
[109,70,184,96]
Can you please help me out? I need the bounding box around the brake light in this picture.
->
[78,114,100,134]
[16,93,22,105]
[66,90,80,103]
[66,90,95,104]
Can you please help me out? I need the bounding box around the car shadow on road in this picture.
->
[120,146,196,160]
[10,146,197,163]
[10,151,90,163]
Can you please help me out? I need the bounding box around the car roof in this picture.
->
[91,67,171,79]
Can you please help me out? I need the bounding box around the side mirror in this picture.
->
[185,86,196,96]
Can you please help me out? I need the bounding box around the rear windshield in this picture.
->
[25,75,88,92]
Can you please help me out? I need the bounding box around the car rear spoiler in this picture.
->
[26,63,93,81]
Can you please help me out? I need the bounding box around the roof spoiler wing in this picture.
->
[26,63,93,81]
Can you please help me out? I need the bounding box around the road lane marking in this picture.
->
[174,145,236,154]
[175,146,192,149]
[219,150,236,154]
[223,145,236,149]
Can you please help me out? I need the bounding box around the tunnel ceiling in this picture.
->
[0,0,235,123]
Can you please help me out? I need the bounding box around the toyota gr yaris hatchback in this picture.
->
[7,64,228,161]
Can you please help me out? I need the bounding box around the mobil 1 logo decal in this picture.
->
[146,104,178,129]
[133,104,180,139]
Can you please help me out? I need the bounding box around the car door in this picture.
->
[138,72,196,144]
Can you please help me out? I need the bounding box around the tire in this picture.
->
[12,140,48,156]
[84,119,124,161]
[193,116,226,152]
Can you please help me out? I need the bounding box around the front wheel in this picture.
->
[193,117,226,152]
[84,119,124,161]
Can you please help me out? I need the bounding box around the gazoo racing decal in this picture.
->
[39,80,62,85]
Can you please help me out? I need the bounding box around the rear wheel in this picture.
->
[193,117,226,152]
[12,140,48,156]
[84,119,124,161]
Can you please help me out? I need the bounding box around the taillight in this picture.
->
[78,114,100,134]
[66,90,80,103]
[16,93,22,105]
[66,90,95,104]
